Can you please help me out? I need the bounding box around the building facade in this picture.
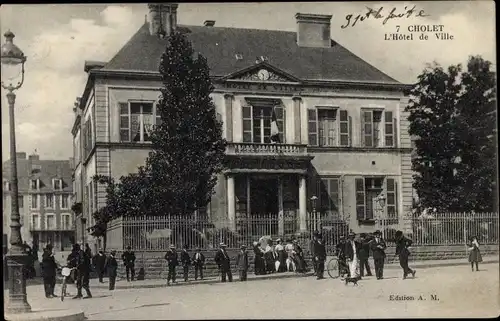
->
[72,3,413,250]
[2,152,75,251]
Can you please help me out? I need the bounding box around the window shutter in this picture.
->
[355,177,366,220]
[275,105,286,143]
[242,102,253,143]
[119,102,130,142]
[360,110,365,147]
[308,109,318,146]
[348,116,352,146]
[339,110,349,147]
[386,178,397,219]
[393,117,398,148]
[384,111,394,147]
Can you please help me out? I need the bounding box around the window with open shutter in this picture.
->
[355,178,366,220]
[361,110,373,147]
[242,103,253,143]
[384,111,394,147]
[339,110,349,146]
[119,103,130,142]
[386,178,398,219]
[308,109,318,146]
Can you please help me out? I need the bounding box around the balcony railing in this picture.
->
[226,143,308,156]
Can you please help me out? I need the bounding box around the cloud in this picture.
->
[2,5,143,161]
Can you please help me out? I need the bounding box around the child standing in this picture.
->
[468,236,482,272]
[236,245,249,281]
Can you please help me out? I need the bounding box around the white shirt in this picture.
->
[275,244,284,251]
[196,253,200,260]
[351,241,357,256]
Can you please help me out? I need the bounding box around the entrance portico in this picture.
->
[224,144,313,235]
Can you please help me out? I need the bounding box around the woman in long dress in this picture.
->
[264,240,275,274]
[253,242,266,275]
[275,239,287,273]
[284,240,295,272]
[292,239,306,273]
[468,236,482,272]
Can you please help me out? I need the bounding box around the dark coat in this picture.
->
[106,256,118,277]
[192,252,205,266]
[395,236,413,257]
[214,249,231,269]
[180,250,191,266]
[236,251,249,271]
[164,250,178,267]
[344,240,362,261]
[370,237,387,259]
[41,250,57,277]
[94,253,106,270]
[335,241,346,260]
[122,251,136,267]
[67,250,86,271]
[359,239,371,259]
[313,240,327,261]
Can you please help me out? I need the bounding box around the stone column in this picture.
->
[298,175,307,232]
[227,174,236,231]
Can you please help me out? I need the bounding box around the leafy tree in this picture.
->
[406,56,496,212]
[143,31,227,217]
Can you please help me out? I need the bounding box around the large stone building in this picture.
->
[72,3,413,250]
[2,152,75,251]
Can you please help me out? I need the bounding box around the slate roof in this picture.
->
[103,23,400,84]
[2,157,73,194]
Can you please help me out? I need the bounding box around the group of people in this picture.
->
[252,238,308,275]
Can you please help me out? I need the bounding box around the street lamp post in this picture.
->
[1,30,31,313]
[310,195,318,232]
[375,194,386,239]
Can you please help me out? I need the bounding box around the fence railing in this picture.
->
[105,212,498,252]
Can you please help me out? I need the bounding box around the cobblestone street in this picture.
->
[6,263,499,319]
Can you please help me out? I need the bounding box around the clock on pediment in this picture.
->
[257,69,270,81]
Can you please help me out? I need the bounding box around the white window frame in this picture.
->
[308,106,351,147]
[60,194,71,209]
[30,179,40,190]
[119,100,158,143]
[31,213,41,230]
[61,213,73,230]
[45,213,56,230]
[52,178,63,191]
[30,194,40,210]
[45,194,55,209]
[361,108,396,148]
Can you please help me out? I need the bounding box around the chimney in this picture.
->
[295,13,332,48]
[16,152,26,160]
[28,154,40,161]
[204,20,215,27]
[148,3,178,37]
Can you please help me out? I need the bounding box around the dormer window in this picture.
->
[53,179,62,191]
[30,179,40,190]
[31,164,42,174]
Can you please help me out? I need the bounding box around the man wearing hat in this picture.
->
[106,250,118,290]
[313,231,327,279]
[180,244,191,282]
[395,230,416,280]
[359,233,373,278]
[370,230,387,280]
[344,232,362,280]
[192,247,205,280]
[164,245,178,286]
[121,246,136,282]
[215,243,232,282]
[309,232,319,276]
[41,244,57,298]
[236,245,249,281]
[68,243,92,299]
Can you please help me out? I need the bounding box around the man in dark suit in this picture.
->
[68,243,92,299]
[370,230,387,280]
[236,245,249,281]
[41,244,57,298]
[192,247,205,280]
[106,250,118,291]
[165,244,178,286]
[93,249,106,283]
[344,232,362,280]
[180,245,191,282]
[309,232,318,276]
[121,246,136,282]
[313,232,327,280]
[359,233,373,277]
[215,243,232,282]
[395,230,416,280]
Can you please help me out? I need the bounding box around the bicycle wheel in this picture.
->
[61,279,66,302]
[327,258,340,279]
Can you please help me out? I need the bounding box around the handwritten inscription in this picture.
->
[341,5,430,28]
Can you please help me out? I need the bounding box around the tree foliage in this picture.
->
[406,56,497,212]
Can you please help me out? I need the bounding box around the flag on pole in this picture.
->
[270,105,280,143]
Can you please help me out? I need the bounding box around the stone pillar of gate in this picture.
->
[298,175,307,232]
[278,176,284,236]
[227,174,236,231]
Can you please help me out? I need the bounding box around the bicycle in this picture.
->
[326,256,349,279]
[60,266,77,302]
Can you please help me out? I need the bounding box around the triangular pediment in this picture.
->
[222,62,301,83]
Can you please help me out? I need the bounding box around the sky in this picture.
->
[0,1,496,161]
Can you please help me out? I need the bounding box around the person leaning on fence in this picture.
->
[215,242,233,282]
[236,245,249,281]
[192,247,205,280]
[106,251,118,291]
[181,244,191,282]
[394,230,416,280]
[165,245,178,286]
[122,246,136,282]
[370,230,387,280]
[468,236,482,272]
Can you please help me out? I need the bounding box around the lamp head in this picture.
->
[1,30,26,66]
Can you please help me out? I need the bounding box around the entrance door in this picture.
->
[250,177,279,236]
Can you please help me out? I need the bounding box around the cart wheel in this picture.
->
[327,258,340,279]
